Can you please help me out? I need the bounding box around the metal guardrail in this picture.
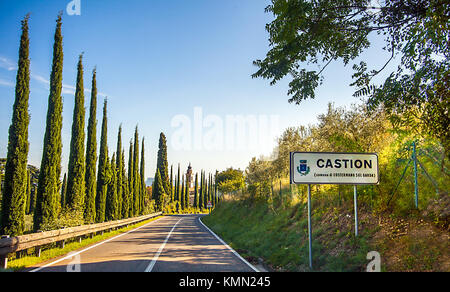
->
[0,212,162,269]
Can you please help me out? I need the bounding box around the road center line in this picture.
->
[144,217,183,272]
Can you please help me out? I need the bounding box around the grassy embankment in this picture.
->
[203,184,449,272]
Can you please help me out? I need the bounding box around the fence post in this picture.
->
[412,141,419,208]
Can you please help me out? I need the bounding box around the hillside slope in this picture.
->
[203,198,449,272]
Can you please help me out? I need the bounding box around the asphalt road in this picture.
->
[28,214,258,272]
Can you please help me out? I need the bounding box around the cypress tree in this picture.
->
[153,169,166,211]
[194,173,198,209]
[127,140,134,216]
[66,54,86,212]
[28,182,36,216]
[26,170,31,215]
[199,171,203,210]
[140,138,145,214]
[206,174,210,208]
[213,172,218,206]
[95,99,109,223]
[169,165,173,202]
[209,173,213,207]
[176,164,180,202]
[184,174,189,209]
[34,14,64,231]
[155,133,170,195]
[1,15,31,236]
[60,173,67,208]
[198,171,202,210]
[116,126,123,219]
[84,68,97,223]
[105,154,117,221]
[132,127,140,216]
[203,171,207,209]
[181,174,185,210]
[121,149,129,218]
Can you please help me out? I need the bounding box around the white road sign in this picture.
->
[290,152,379,185]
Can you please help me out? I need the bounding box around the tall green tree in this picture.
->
[60,173,67,208]
[140,138,146,214]
[115,126,123,220]
[169,165,173,202]
[95,99,109,223]
[253,0,450,156]
[193,173,199,209]
[181,174,185,210]
[132,127,140,216]
[128,140,134,216]
[1,15,31,236]
[214,171,218,205]
[121,148,129,218]
[199,171,204,209]
[176,164,181,202]
[26,170,32,215]
[153,169,166,210]
[207,174,211,207]
[105,154,118,221]
[84,68,97,223]
[204,171,208,209]
[184,174,189,209]
[34,14,64,231]
[155,133,170,195]
[65,54,86,213]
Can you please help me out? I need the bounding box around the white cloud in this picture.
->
[1,55,109,98]
[32,73,108,98]
[0,56,17,71]
[0,78,15,87]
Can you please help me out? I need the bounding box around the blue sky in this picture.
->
[0,0,396,180]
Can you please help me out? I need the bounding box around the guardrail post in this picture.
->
[0,255,7,270]
[16,250,25,259]
[1,235,9,269]
[35,246,42,257]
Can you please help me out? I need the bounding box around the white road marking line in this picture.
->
[28,216,165,272]
[144,217,183,272]
[198,216,259,272]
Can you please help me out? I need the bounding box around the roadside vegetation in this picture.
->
[204,103,449,272]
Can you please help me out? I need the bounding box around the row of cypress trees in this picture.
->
[0,14,221,236]
[164,166,220,212]
[0,15,151,236]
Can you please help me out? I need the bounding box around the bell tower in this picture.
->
[186,162,193,188]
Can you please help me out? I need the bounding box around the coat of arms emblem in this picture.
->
[297,160,310,176]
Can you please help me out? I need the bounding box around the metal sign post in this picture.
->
[307,184,313,269]
[354,185,358,237]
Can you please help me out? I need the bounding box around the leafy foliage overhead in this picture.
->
[253,0,449,154]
